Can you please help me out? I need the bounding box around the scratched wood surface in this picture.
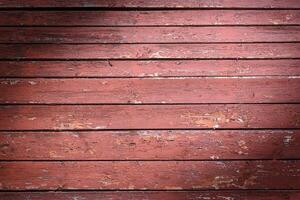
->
[1,11,300,26]
[0,0,300,199]
[1,191,300,200]
[1,43,300,59]
[1,130,299,160]
[1,0,300,8]
[2,27,300,43]
[1,60,300,77]
[1,105,299,130]
[1,161,300,190]
[1,78,299,104]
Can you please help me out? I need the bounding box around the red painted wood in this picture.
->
[1,77,299,104]
[1,60,299,77]
[2,26,300,43]
[1,130,299,160]
[0,161,299,190]
[0,104,299,130]
[1,0,300,8]
[1,0,299,195]
[1,43,299,59]
[1,10,299,26]
[1,191,300,200]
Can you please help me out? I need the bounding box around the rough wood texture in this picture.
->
[1,77,299,104]
[1,191,300,200]
[2,26,300,43]
[0,161,299,190]
[1,0,300,8]
[1,43,300,59]
[0,104,299,130]
[1,60,299,77]
[1,10,299,26]
[1,130,299,160]
[1,0,300,196]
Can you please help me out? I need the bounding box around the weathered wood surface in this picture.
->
[2,26,300,43]
[1,10,299,26]
[1,60,300,77]
[1,0,299,197]
[1,191,300,200]
[0,105,299,130]
[1,130,299,160]
[1,77,299,104]
[1,0,300,8]
[0,161,299,190]
[1,43,300,59]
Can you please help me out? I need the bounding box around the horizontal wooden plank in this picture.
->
[2,26,300,43]
[1,77,299,104]
[1,43,300,59]
[0,161,299,190]
[1,191,300,200]
[0,105,299,130]
[0,10,299,26]
[1,60,300,77]
[1,0,300,8]
[1,130,299,160]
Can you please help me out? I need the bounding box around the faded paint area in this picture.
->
[0,1,299,198]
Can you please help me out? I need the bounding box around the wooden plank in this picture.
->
[0,104,299,130]
[0,161,299,190]
[1,43,300,59]
[1,191,300,200]
[1,10,299,26]
[1,77,300,104]
[1,130,299,160]
[1,60,300,77]
[1,0,300,8]
[2,26,300,43]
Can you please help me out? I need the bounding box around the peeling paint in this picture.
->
[28,81,37,85]
[27,117,37,121]
[283,135,294,146]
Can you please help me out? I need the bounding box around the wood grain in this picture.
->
[0,10,299,26]
[1,43,299,59]
[1,0,300,195]
[1,130,299,160]
[0,161,299,190]
[0,104,299,130]
[2,26,300,43]
[1,0,300,8]
[1,60,299,77]
[1,191,300,200]
[1,77,299,104]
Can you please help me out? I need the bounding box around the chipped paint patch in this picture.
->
[27,117,37,121]
[1,80,20,85]
[213,176,234,189]
[180,112,227,128]
[95,126,107,129]
[210,155,220,160]
[165,186,183,190]
[28,81,37,85]
[216,196,234,200]
[283,135,294,146]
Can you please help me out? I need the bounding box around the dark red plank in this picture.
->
[1,43,299,59]
[0,104,299,130]
[1,10,299,26]
[2,26,300,43]
[1,60,300,77]
[1,130,299,160]
[1,191,300,200]
[1,0,300,8]
[0,161,299,190]
[1,77,299,104]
